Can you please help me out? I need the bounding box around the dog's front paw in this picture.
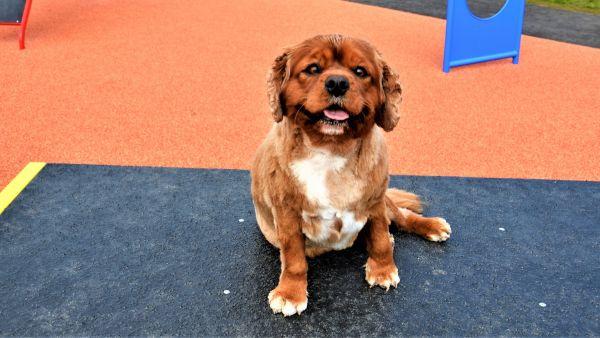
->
[425,217,452,242]
[364,258,400,290]
[268,287,308,316]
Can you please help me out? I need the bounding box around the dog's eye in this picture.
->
[304,63,322,75]
[353,66,368,78]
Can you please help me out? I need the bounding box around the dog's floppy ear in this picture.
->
[376,56,402,132]
[267,51,290,123]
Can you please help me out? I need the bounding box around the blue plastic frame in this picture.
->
[443,0,525,73]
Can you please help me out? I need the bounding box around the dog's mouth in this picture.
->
[302,105,352,136]
[322,106,350,122]
[299,104,369,136]
[319,105,351,135]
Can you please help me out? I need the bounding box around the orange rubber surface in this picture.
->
[1,0,599,189]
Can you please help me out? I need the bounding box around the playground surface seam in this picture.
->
[0,162,45,214]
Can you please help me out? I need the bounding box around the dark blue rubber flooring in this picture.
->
[0,164,598,336]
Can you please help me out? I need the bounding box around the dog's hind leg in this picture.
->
[385,192,451,242]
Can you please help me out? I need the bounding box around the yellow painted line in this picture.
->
[0,162,46,215]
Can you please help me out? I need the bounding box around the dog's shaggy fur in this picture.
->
[251,35,451,316]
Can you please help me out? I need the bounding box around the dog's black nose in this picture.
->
[325,75,349,97]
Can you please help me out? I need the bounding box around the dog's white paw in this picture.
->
[365,258,400,291]
[426,217,452,242]
[268,289,308,316]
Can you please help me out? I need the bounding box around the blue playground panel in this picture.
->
[443,0,526,72]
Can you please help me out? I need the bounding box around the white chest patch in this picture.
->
[290,151,346,205]
[290,151,367,250]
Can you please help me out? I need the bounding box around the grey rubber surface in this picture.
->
[0,0,25,23]
[1,164,599,336]
[349,0,600,48]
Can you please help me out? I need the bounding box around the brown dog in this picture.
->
[251,34,451,316]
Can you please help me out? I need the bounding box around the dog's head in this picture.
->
[267,34,402,141]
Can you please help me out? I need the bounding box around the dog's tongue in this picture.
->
[323,109,349,121]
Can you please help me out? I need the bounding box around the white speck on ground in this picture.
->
[224,290,230,295]
[539,302,546,307]
[498,227,506,231]
[238,219,244,223]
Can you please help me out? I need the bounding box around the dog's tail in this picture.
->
[384,188,422,225]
